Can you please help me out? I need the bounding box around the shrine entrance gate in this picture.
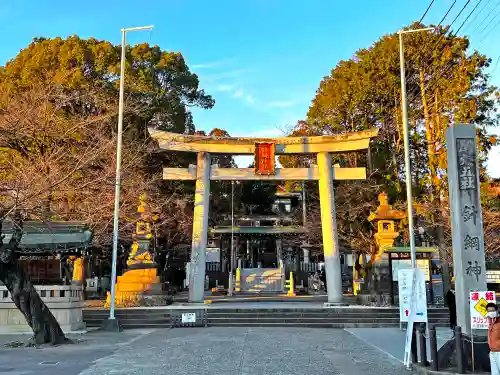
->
[149,128,378,303]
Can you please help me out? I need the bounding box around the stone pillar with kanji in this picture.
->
[446,124,487,336]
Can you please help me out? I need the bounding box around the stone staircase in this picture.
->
[83,307,450,329]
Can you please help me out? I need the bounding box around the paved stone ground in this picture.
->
[0,329,154,375]
[0,328,415,375]
[347,326,456,363]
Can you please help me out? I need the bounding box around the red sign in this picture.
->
[254,142,275,175]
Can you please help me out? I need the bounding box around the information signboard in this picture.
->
[205,247,220,263]
[403,268,428,368]
[469,291,496,329]
[181,313,196,324]
[393,259,430,281]
[398,268,428,323]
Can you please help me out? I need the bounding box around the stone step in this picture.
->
[206,322,450,328]
[83,308,451,329]
[205,313,449,319]
[82,311,449,320]
[208,317,403,323]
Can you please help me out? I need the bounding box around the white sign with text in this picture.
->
[398,268,428,323]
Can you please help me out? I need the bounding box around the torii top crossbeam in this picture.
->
[148,128,378,155]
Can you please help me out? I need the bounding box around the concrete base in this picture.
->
[105,267,161,308]
[437,334,490,373]
[100,318,123,332]
[0,285,85,334]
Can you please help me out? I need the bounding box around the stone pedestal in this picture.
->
[105,265,161,307]
[0,285,85,334]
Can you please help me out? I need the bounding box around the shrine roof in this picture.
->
[1,220,92,251]
[149,128,378,155]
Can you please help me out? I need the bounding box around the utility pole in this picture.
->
[301,181,307,227]
[398,27,434,269]
[104,25,154,331]
[228,181,235,296]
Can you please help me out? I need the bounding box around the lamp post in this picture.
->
[228,181,235,296]
[105,25,154,329]
[398,27,434,269]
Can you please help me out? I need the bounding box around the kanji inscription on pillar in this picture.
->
[457,138,477,191]
[446,124,487,335]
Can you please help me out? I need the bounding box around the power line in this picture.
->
[470,0,500,35]
[420,0,437,23]
[461,0,490,34]
[439,0,458,25]
[480,15,500,42]
[449,0,472,30]
[455,0,483,35]
[478,6,500,36]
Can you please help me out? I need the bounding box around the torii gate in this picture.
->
[149,128,378,303]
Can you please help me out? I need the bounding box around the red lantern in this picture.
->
[254,142,275,175]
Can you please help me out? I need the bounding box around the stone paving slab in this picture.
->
[346,327,456,363]
[0,329,154,375]
[0,327,417,375]
[78,327,414,375]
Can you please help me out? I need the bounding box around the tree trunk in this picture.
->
[0,218,69,346]
[0,261,69,346]
[419,69,437,189]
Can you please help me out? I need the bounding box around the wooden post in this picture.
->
[317,152,343,304]
[188,152,210,303]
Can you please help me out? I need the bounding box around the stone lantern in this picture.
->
[368,192,406,262]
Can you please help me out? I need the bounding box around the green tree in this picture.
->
[1,36,214,134]
[0,36,214,344]
[292,22,499,257]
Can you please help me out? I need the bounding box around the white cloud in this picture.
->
[214,84,235,92]
[200,69,250,82]
[246,95,255,105]
[191,58,236,69]
[233,88,244,98]
[267,100,296,108]
[213,86,255,105]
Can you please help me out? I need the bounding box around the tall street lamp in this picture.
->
[104,25,154,330]
[398,27,434,269]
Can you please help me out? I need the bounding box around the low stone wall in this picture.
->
[0,285,85,334]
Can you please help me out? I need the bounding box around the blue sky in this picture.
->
[1,1,500,173]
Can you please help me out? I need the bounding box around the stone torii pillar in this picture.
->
[317,152,343,303]
[189,152,211,303]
